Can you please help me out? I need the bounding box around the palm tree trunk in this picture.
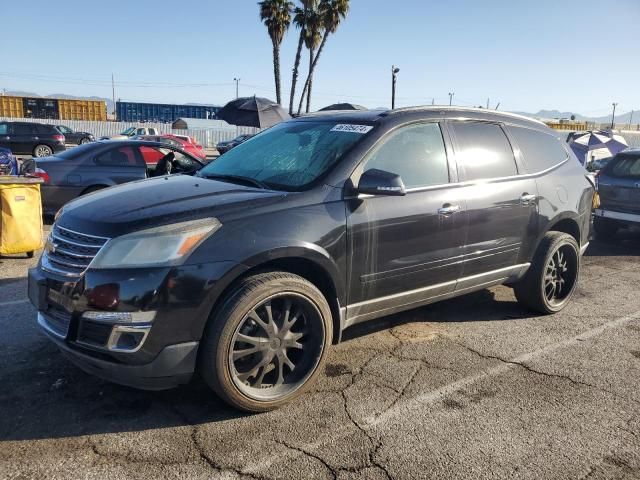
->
[273,42,281,105]
[306,49,313,113]
[297,48,314,115]
[297,31,329,115]
[289,28,306,115]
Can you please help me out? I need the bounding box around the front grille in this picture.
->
[77,320,113,347]
[42,225,109,279]
[41,307,72,338]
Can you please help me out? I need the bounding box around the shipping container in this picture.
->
[0,96,107,121]
[58,99,107,121]
[0,96,24,118]
[116,101,220,123]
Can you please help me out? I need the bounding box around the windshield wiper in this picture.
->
[199,173,270,190]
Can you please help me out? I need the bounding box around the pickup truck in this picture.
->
[99,126,160,141]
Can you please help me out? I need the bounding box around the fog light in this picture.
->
[107,325,151,353]
[81,311,156,324]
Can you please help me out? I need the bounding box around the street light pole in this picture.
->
[233,77,240,99]
[448,92,454,106]
[611,102,618,129]
[391,66,400,109]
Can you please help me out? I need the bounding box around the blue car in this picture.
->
[0,147,18,176]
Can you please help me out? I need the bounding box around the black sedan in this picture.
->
[216,134,255,154]
[36,140,204,214]
[55,125,94,145]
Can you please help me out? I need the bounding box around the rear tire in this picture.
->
[593,217,619,240]
[33,144,53,158]
[513,232,580,314]
[199,272,333,412]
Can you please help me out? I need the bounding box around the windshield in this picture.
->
[199,121,372,191]
[121,127,136,136]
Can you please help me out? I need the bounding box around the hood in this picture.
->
[58,175,287,237]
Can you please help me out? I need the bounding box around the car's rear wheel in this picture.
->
[33,144,53,158]
[199,272,332,412]
[593,217,619,240]
[513,232,580,314]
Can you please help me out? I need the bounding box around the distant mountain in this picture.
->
[515,109,637,125]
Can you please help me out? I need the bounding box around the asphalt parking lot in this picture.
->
[1,226,639,480]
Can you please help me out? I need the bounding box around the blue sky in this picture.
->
[3,0,639,115]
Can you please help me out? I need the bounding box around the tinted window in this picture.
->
[95,146,139,166]
[35,124,54,134]
[451,122,517,180]
[12,123,35,135]
[57,126,72,134]
[0,124,7,135]
[606,154,640,178]
[509,126,567,171]
[363,123,449,188]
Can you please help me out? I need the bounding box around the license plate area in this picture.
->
[47,288,74,313]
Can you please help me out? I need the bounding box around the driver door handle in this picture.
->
[520,193,537,205]
[438,204,461,215]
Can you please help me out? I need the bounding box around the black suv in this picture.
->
[28,108,594,411]
[0,121,66,157]
[593,148,640,238]
[55,125,94,145]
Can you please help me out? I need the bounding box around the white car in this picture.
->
[100,126,160,141]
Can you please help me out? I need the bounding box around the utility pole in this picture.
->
[611,102,618,129]
[448,92,454,106]
[628,110,633,130]
[486,98,490,109]
[391,66,400,109]
[233,77,240,99]
[431,98,435,106]
[111,74,116,119]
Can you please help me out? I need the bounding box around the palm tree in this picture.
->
[296,0,349,114]
[289,0,316,115]
[297,7,323,114]
[259,0,294,105]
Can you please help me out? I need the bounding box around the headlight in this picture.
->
[90,218,221,269]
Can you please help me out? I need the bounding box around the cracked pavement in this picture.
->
[1,227,640,479]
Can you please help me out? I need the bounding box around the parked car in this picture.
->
[162,134,206,160]
[593,149,640,238]
[0,121,66,157]
[55,125,94,145]
[34,140,203,214]
[132,135,207,161]
[100,126,160,141]
[216,134,255,154]
[29,107,594,412]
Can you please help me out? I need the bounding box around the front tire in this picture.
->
[513,232,580,314]
[199,272,333,412]
[33,144,53,158]
[80,137,91,145]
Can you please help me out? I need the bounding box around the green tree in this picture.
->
[259,0,294,105]
[297,0,349,114]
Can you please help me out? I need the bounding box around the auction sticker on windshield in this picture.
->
[330,124,374,134]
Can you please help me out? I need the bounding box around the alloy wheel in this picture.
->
[34,145,52,157]
[228,292,325,401]
[543,244,578,307]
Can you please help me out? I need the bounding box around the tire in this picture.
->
[80,137,91,145]
[199,272,333,412]
[33,144,53,158]
[513,232,580,314]
[593,217,618,240]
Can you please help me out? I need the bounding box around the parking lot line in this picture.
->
[0,299,29,307]
[245,308,640,476]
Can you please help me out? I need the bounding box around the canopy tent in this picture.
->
[567,130,628,165]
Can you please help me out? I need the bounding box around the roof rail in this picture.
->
[383,106,547,126]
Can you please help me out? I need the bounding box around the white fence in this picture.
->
[0,117,259,148]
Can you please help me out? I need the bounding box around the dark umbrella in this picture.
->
[217,96,290,128]
[318,103,367,111]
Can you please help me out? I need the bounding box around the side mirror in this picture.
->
[356,168,406,196]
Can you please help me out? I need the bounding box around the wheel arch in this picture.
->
[206,247,345,345]
[534,213,583,256]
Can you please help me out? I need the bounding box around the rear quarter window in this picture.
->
[508,126,568,172]
[605,154,640,178]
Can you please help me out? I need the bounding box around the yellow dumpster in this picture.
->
[0,177,44,258]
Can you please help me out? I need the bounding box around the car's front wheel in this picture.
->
[199,272,333,412]
[513,232,580,314]
[80,137,92,145]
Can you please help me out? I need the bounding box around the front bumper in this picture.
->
[28,259,243,390]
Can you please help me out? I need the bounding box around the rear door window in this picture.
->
[95,146,140,166]
[509,126,568,171]
[450,121,518,180]
[0,124,7,135]
[606,154,640,178]
[362,122,449,188]
[12,123,35,135]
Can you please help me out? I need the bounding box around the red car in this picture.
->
[162,134,206,160]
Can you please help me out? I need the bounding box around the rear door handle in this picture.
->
[438,204,461,215]
[520,193,537,205]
